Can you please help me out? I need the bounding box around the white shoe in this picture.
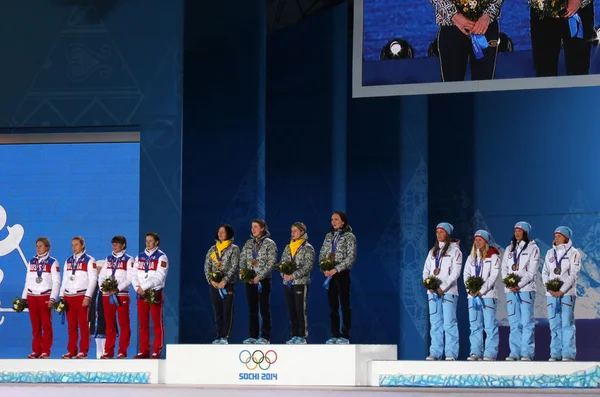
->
[467,354,480,361]
[483,357,494,361]
[336,337,350,345]
[296,338,307,345]
[445,357,456,361]
[549,357,560,362]
[520,356,532,361]
[211,339,221,345]
[219,338,229,345]
[256,337,270,345]
[505,356,517,361]
[243,338,257,344]
[425,356,438,361]
[326,337,339,344]
[562,357,575,362]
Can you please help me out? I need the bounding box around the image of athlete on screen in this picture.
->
[431,0,505,82]
[530,0,595,77]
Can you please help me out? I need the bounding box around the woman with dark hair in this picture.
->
[279,222,315,345]
[423,223,462,361]
[98,235,133,358]
[132,232,169,359]
[240,219,278,344]
[319,211,357,345]
[501,222,539,361]
[542,226,580,362]
[204,224,240,345]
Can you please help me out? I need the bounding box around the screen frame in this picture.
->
[0,132,140,144]
[352,0,600,98]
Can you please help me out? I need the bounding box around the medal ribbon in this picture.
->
[110,294,120,306]
[35,257,46,279]
[252,239,265,260]
[434,248,443,273]
[70,255,82,277]
[473,296,483,310]
[569,14,584,39]
[111,255,120,278]
[144,252,156,276]
[470,33,489,60]
[553,246,571,275]
[475,258,483,277]
[331,232,343,254]
[512,246,523,269]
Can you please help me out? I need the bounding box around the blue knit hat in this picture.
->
[554,226,572,240]
[436,222,454,236]
[474,229,491,243]
[514,221,532,235]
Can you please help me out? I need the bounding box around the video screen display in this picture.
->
[354,0,600,96]
[0,140,140,358]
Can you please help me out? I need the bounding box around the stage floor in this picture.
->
[2,384,600,397]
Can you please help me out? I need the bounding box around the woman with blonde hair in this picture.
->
[463,230,500,361]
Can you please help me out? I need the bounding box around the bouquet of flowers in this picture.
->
[530,0,567,18]
[53,298,68,314]
[142,289,160,305]
[319,257,336,272]
[101,276,119,293]
[545,278,564,292]
[465,276,485,294]
[502,273,522,289]
[208,270,224,283]
[276,261,296,276]
[422,275,442,291]
[451,0,492,21]
[239,268,257,284]
[12,297,27,313]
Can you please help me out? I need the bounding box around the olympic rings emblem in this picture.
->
[239,349,278,371]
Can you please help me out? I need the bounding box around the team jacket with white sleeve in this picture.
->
[501,240,540,293]
[422,240,463,296]
[542,240,581,297]
[22,253,61,302]
[132,247,168,292]
[463,247,501,299]
[98,251,134,297]
[59,252,98,298]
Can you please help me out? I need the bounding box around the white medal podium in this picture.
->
[165,344,397,386]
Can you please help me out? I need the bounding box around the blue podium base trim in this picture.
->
[0,371,151,384]
[380,365,600,388]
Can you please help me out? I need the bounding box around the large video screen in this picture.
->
[354,0,600,96]
[0,139,140,358]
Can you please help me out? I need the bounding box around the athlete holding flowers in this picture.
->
[463,230,500,361]
[422,222,462,361]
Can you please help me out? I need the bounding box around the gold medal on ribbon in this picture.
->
[554,267,561,275]
[328,253,336,261]
[216,261,223,269]
[250,259,258,267]
[512,264,519,271]
[433,268,440,276]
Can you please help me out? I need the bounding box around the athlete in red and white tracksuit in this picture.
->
[132,232,168,358]
[98,236,134,359]
[22,237,61,358]
[59,236,97,359]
